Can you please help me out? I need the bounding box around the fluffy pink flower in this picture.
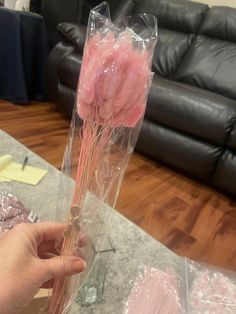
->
[77,30,152,128]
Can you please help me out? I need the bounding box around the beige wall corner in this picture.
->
[192,0,236,8]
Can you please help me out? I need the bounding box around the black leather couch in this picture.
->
[40,0,84,48]
[47,0,236,196]
[40,0,100,48]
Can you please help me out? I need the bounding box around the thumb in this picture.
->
[43,256,86,280]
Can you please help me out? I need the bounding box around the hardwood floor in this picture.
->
[1,100,236,271]
[0,101,70,168]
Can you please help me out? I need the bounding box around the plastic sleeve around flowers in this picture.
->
[47,2,158,314]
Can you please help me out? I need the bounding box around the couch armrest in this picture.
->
[57,23,86,53]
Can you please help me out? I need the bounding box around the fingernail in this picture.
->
[72,259,87,273]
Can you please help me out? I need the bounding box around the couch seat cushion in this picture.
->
[137,120,221,179]
[227,122,236,150]
[212,149,236,195]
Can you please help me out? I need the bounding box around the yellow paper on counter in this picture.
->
[0,154,48,185]
[0,154,13,182]
[0,177,11,182]
[0,154,13,170]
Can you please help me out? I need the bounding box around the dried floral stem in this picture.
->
[48,121,111,314]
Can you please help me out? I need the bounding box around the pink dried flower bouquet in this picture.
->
[47,2,157,314]
[79,30,152,127]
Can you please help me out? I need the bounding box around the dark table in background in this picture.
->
[0,8,48,104]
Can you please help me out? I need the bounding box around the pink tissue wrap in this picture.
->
[78,31,152,128]
[0,193,38,233]
[124,267,181,314]
[190,270,236,313]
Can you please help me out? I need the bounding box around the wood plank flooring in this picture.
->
[1,100,236,271]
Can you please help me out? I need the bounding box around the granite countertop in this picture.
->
[0,130,180,314]
[0,130,60,221]
[73,211,181,314]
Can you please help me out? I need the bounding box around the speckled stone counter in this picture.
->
[0,130,180,314]
[72,212,180,314]
[0,130,60,221]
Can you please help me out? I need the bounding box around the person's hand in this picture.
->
[0,222,86,314]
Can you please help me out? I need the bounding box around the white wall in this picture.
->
[193,0,236,8]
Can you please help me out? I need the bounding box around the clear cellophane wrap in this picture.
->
[123,259,236,314]
[46,2,158,313]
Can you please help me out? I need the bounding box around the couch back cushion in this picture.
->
[134,0,208,33]
[176,6,236,100]
[133,0,208,78]
[153,29,194,78]
[200,6,236,42]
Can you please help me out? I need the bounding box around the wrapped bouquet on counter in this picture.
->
[123,260,236,314]
[0,188,38,234]
[123,265,184,314]
[186,259,236,313]
[46,2,158,313]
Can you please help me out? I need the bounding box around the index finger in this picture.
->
[29,222,66,244]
